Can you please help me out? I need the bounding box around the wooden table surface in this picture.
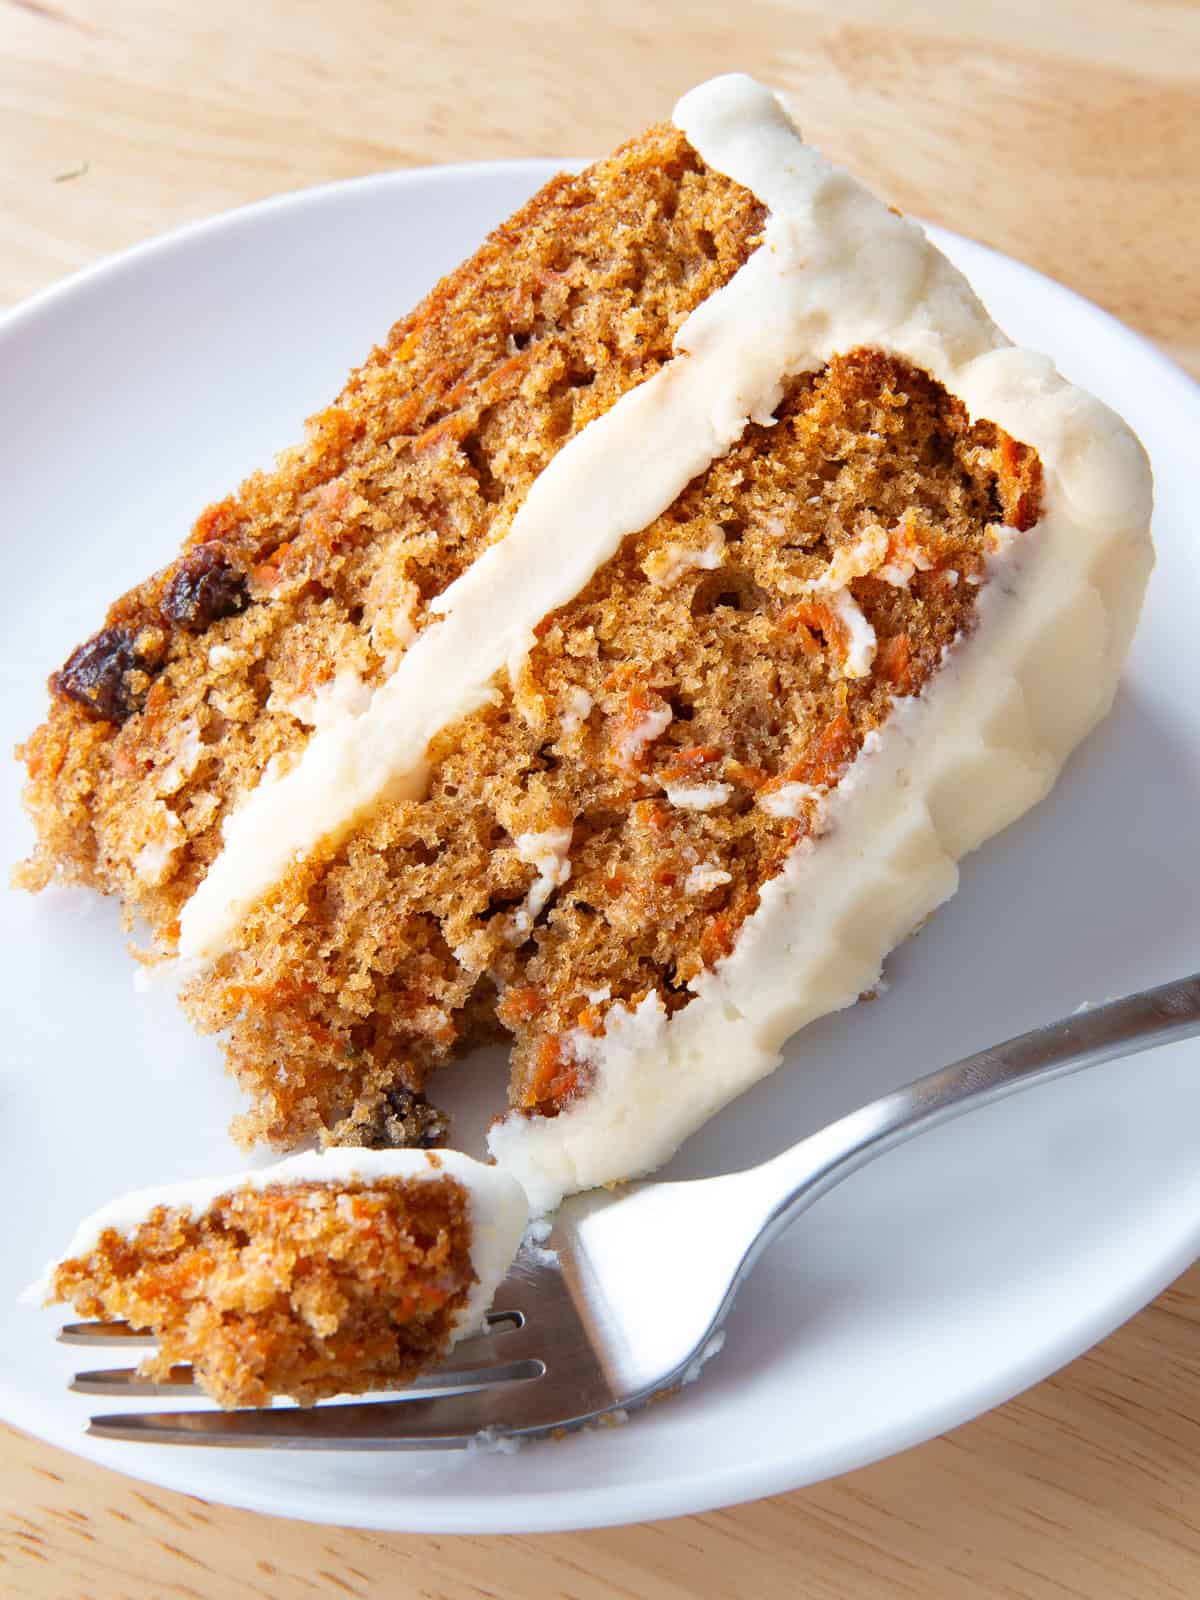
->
[2,2,1197,1595]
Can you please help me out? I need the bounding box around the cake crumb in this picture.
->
[643,529,725,587]
[510,827,573,937]
[685,862,732,894]
[520,1216,558,1266]
[467,1426,524,1455]
[663,781,732,812]
[611,702,673,771]
[681,1329,727,1387]
[758,781,819,820]
[559,686,594,736]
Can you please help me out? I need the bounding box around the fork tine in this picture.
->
[72,1366,195,1397]
[86,1260,623,1447]
[86,1374,615,1450]
[63,1315,539,1399]
[59,1321,157,1347]
[57,1306,522,1352]
[72,1356,546,1399]
[81,1251,633,1447]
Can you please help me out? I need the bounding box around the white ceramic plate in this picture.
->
[2,161,1198,1535]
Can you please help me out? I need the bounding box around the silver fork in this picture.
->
[65,972,1200,1449]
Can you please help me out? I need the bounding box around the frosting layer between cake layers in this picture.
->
[24,1149,528,1334]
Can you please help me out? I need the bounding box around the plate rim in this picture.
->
[4,156,1196,406]
[2,158,1197,1535]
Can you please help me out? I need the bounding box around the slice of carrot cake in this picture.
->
[24,1151,526,1407]
[17,75,1152,1212]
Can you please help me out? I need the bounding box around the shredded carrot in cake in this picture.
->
[47,1178,474,1408]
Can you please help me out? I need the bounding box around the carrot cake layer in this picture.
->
[25,1150,527,1407]
[17,76,1152,1209]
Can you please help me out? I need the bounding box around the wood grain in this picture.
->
[2,1,1198,1595]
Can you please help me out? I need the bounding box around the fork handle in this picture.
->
[744,972,1200,1265]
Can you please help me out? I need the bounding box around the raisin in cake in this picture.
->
[24,1151,526,1407]
[17,75,1153,1211]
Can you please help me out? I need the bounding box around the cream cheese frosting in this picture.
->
[23,1149,529,1335]
[484,74,1154,1211]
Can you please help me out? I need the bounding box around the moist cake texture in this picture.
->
[16,76,1152,1209]
[25,1151,526,1407]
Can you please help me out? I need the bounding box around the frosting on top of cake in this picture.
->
[23,1148,528,1336]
